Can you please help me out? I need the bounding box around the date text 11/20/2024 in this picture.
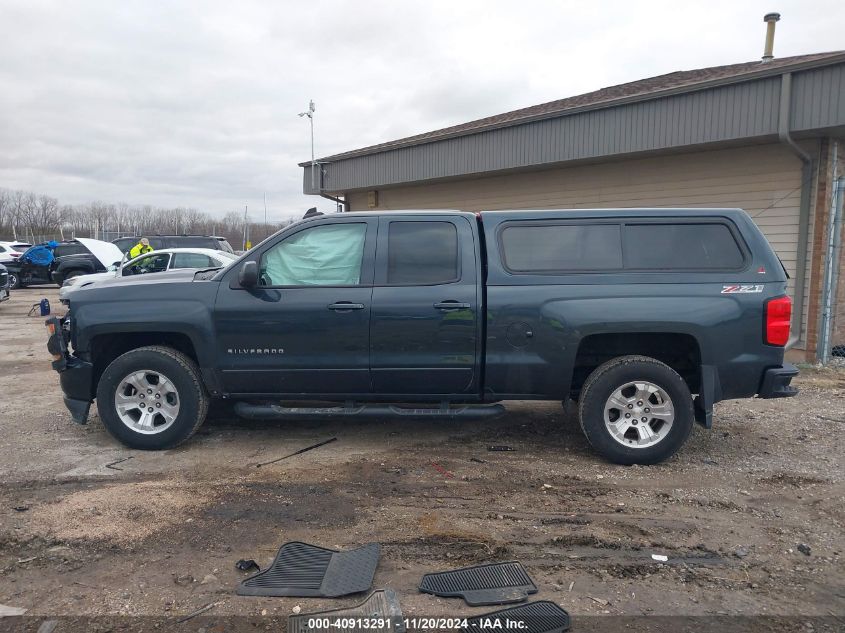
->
[306,618,529,630]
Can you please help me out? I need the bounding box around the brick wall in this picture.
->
[804,140,832,360]
[805,137,845,361]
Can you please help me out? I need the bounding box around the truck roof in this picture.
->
[478,208,750,221]
[308,208,749,220]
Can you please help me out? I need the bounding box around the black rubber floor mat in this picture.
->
[288,589,405,633]
[462,601,570,633]
[237,542,380,597]
[419,561,537,605]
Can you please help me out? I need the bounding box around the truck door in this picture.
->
[370,215,479,395]
[213,217,376,395]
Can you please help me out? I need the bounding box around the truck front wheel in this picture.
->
[578,355,694,465]
[96,346,209,450]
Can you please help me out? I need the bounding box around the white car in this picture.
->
[0,241,32,264]
[59,247,237,300]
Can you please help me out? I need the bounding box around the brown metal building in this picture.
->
[302,51,845,362]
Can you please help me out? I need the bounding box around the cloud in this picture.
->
[0,0,842,220]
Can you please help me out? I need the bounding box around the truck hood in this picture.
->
[63,267,226,302]
[58,270,116,300]
[75,238,123,268]
[62,268,221,304]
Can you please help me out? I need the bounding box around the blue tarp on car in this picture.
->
[21,241,59,266]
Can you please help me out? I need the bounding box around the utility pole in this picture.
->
[242,205,248,251]
[263,192,268,240]
[299,100,316,191]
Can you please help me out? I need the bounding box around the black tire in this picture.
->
[578,355,694,465]
[96,345,209,450]
[8,272,22,289]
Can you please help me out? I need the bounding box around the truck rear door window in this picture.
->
[623,223,744,270]
[387,221,458,284]
[500,224,622,272]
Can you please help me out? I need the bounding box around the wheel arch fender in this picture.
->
[85,326,211,392]
[570,329,705,397]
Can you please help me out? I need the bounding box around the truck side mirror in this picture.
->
[238,261,258,288]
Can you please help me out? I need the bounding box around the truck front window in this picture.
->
[260,223,366,286]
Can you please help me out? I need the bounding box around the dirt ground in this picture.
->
[0,287,843,632]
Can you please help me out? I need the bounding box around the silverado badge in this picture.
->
[227,348,285,354]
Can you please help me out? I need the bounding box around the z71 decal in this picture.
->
[721,284,764,294]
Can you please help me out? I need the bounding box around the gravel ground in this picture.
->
[0,287,843,632]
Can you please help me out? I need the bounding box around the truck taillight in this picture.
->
[764,296,792,346]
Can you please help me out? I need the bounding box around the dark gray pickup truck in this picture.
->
[46,209,798,464]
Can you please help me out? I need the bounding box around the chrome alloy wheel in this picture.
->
[114,370,180,434]
[603,380,674,448]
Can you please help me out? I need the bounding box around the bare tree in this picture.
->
[8,190,28,240]
[0,187,298,248]
[0,190,10,237]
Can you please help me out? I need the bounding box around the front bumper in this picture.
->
[0,286,8,302]
[46,316,93,424]
[758,363,799,398]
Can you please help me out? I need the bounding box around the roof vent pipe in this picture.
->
[762,13,781,62]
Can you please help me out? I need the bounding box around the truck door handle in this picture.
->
[327,302,365,311]
[434,301,471,310]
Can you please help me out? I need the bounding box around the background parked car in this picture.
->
[50,238,124,286]
[0,263,10,304]
[111,235,234,254]
[0,241,33,265]
[5,238,121,289]
[5,240,83,288]
[59,248,237,300]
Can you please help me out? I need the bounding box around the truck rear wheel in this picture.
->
[96,346,209,450]
[578,355,694,465]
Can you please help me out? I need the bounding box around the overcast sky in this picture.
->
[1,1,843,221]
